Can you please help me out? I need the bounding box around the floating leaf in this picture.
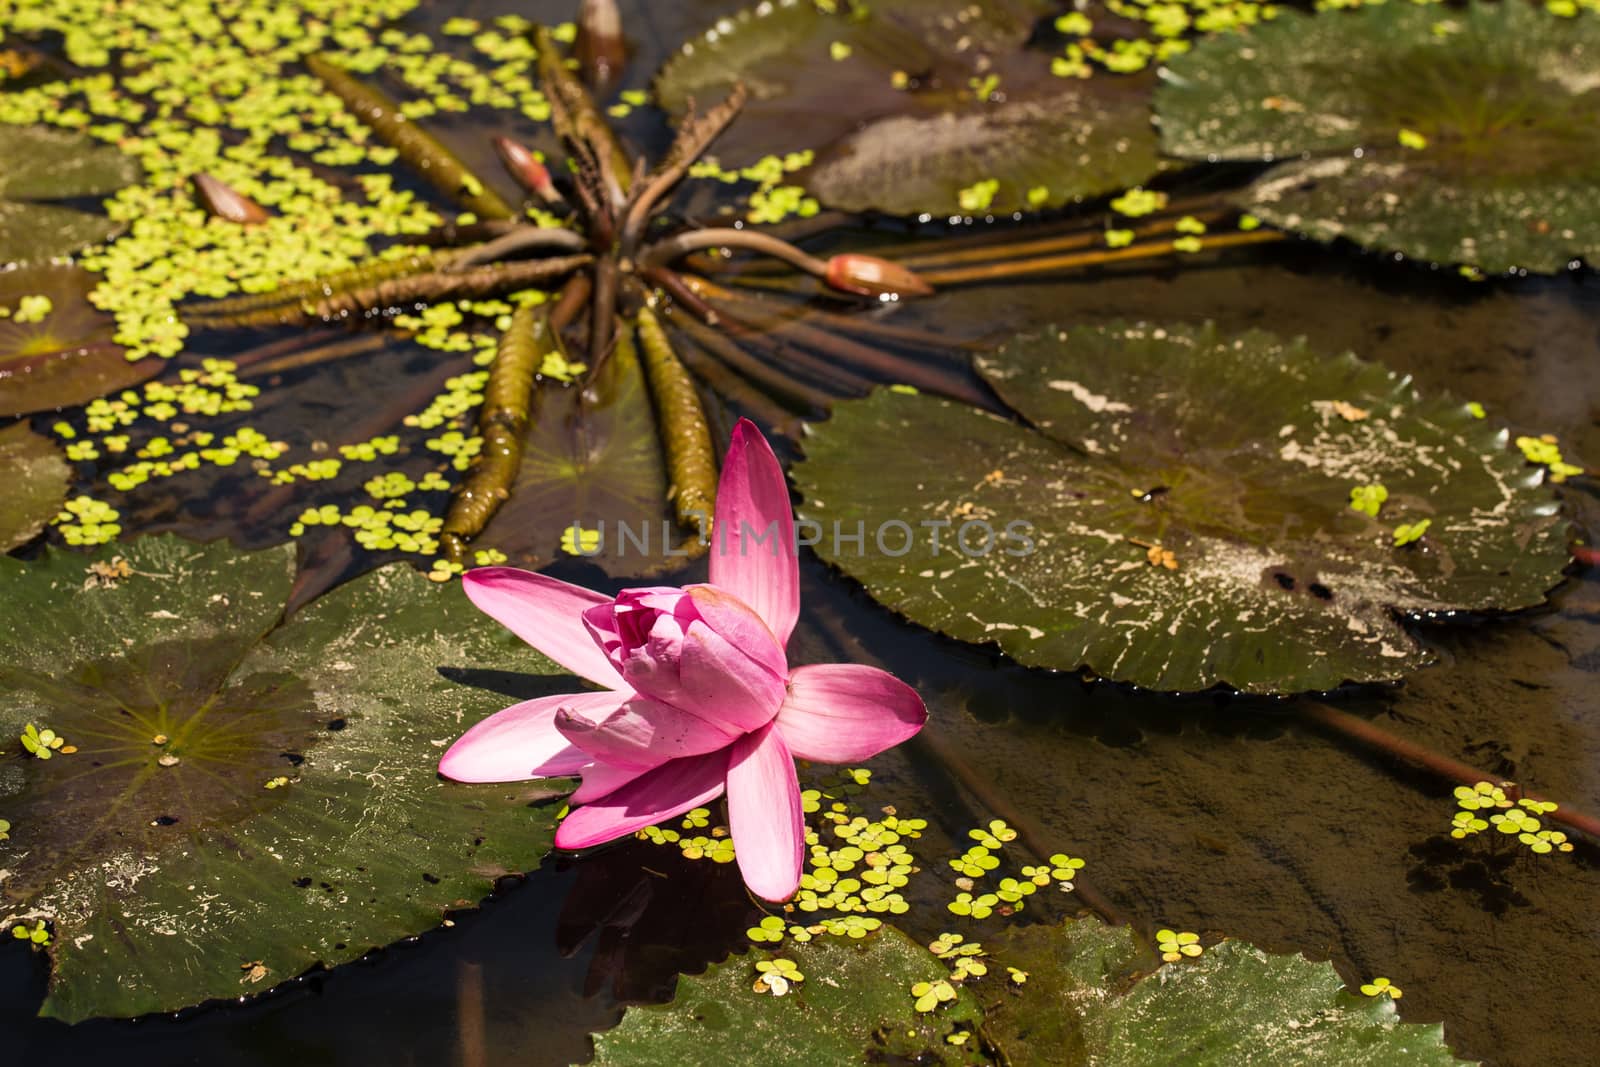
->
[985,920,1466,1065]
[0,422,69,551]
[1156,3,1600,273]
[589,927,983,1064]
[794,323,1570,693]
[0,535,571,1021]
[591,920,1468,1064]
[0,265,158,417]
[0,126,139,266]
[656,0,1159,215]
[477,324,683,577]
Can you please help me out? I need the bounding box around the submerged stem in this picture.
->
[643,228,829,279]
[917,230,1286,286]
[1303,700,1600,841]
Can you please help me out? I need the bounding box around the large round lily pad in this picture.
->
[1156,3,1600,273]
[656,0,1159,215]
[0,422,69,551]
[794,323,1570,694]
[0,535,571,1021]
[591,920,1468,1064]
[0,125,139,266]
[0,264,159,417]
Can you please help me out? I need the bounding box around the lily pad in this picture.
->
[0,125,139,266]
[1155,3,1600,273]
[589,926,984,1064]
[794,323,1570,694]
[656,0,1160,215]
[0,264,159,417]
[478,326,682,578]
[0,422,70,551]
[591,920,1468,1064]
[0,535,571,1021]
[988,920,1465,1066]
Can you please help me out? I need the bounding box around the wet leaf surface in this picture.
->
[794,322,1570,693]
[0,264,158,417]
[0,534,571,1021]
[590,919,1468,1064]
[1156,3,1600,273]
[478,328,682,578]
[656,0,1159,215]
[589,926,984,1064]
[0,126,139,266]
[0,422,69,551]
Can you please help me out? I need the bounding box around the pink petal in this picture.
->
[676,623,787,733]
[774,663,927,764]
[463,567,625,688]
[554,752,729,849]
[726,722,804,902]
[686,584,788,681]
[709,419,800,649]
[439,691,624,782]
[570,760,650,804]
[556,695,740,769]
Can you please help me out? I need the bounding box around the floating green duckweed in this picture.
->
[1515,434,1585,483]
[1157,928,1204,962]
[1359,976,1402,999]
[1350,483,1389,518]
[10,920,50,947]
[53,494,120,545]
[1448,781,1572,855]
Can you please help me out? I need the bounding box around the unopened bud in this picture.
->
[192,173,270,225]
[492,136,566,206]
[824,254,934,299]
[576,0,627,95]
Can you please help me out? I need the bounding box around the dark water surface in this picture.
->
[6,1,1599,1064]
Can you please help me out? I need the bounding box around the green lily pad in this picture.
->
[478,324,681,578]
[0,125,139,266]
[0,264,159,417]
[0,535,571,1021]
[589,926,984,1064]
[794,323,1570,694]
[0,422,70,551]
[655,0,1159,215]
[591,920,1469,1064]
[1155,3,1600,273]
[988,920,1466,1066]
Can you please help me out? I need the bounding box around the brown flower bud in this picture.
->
[492,136,566,206]
[191,173,270,225]
[824,254,935,299]
[575,0,627,95]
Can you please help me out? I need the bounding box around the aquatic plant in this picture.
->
[1157,2,1600,272]
[0,534,574,1021]
[794,322,1570,692]
[439,420,926,901]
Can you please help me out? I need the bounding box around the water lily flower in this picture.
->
[440,419,927,901]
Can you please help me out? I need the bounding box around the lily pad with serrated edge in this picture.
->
[986,920,1467,1066]
[1155,2,1600,273]
[0,422,70,551]
[589,926,985,1064]
[655,0,1160,216]
[590,919,1469,1065]
[793,322,1570,694]
[0,125,139,266]
[0,535,572,1021]
[0,264,160,417]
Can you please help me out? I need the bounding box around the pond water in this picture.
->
[3,1,1598,1065]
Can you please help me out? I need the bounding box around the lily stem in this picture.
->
[1302,700,1600,841]
[917,230,1286,286]
[643,227,829,279]
[911,726,1126,927]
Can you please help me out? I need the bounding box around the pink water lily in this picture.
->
[440,419,926,901]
